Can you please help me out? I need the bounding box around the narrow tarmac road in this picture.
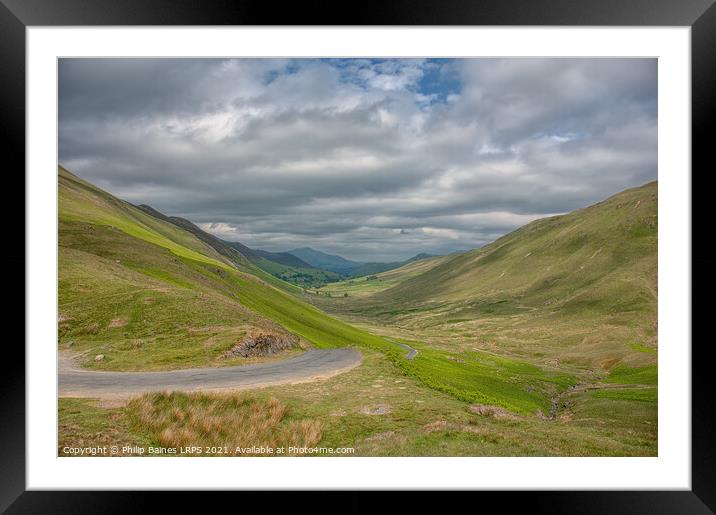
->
[59,348,362,399]
[386,339,418,360]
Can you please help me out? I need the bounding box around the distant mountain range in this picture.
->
[285,247,436,277]
[284,247,359,274]
[133,207,437,288]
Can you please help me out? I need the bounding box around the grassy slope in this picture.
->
[60,169,292,369]
[135,202,304,295]
[61,165,388,369]
[138,205,333,290]
[59,168,234,267]
[313,182,657,372]
[375,181,655,313]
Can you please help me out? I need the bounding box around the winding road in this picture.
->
[386,339,418,360]
[59,348,362,399]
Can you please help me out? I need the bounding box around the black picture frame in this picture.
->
[3,0,713,512]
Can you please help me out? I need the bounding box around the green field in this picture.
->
[58,167,658,456]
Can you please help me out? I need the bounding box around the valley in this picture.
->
[58,166,657,457]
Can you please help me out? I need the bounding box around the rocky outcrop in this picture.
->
[221,332,298,358]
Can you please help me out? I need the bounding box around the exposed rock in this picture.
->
[94,354,105,361]
[221,332,298,358]
[360,403,391,415]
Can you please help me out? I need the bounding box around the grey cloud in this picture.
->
[59,58,657,262]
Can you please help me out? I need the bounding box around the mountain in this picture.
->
[286,247,363,274]
[57,165,397,371]
[321,181,658,370]
[378,182,656,309]
[130,210,437,287]
[285,247,439,278]
[135,204,256,269]
[407,253,435,262]
[135,204,334,288]
[250,248,315,269]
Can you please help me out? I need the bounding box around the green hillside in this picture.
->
[311,182,657,372]
[59,167,285,369]
[59,165,400,369]
[134,203,310,293]
[136,203,335,289]
[381,182,656,311]
[58,166,580,415]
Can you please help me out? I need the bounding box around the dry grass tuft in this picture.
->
[469,404,518,419]
[422,420,485,435]
[126,392,322,455]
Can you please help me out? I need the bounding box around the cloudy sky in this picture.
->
[59,58,657,262]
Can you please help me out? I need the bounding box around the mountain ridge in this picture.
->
[312,180,658,370]
[286,246,362,274]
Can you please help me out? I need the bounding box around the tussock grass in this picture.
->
[58,398,149,456]
[126,392,322,455]
[59,350,658,456]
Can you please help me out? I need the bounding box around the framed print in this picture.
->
[4,0,714,512]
